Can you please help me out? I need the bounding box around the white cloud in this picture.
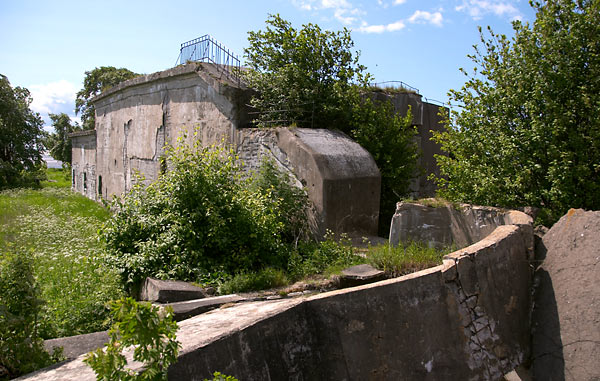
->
[455,0,522,21]
[28,80,79,127]
[394,0,407,4]
[359,20,405,33]
[408,10,444,26]
[293,0,363,25]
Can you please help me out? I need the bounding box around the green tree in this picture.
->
[244,14,368,129]
[351,98,418,231]
[432,0,600,224]
[0,74,46,188]
[46,113,81,166]
[75,67,138,130]
[100,136,308,292]
[245,15,419,233]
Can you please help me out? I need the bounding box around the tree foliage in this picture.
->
[0,74,46,188]
[433,0,600,224]
[84,297,179,381]
[46,113,81,165]
[244,14,368,129]
[244,15,419,232]
[75,67,138,130]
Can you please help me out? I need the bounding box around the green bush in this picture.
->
[0,249,62,379]
[84,297,179,381]
[100,138,310,292]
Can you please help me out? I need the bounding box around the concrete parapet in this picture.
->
[25,208,532,380]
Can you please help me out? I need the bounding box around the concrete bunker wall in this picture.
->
[25,211,533,381]
[71,63,382,237]
[70,131,97,200]
[90,63,249,199]
[370,91,446,198]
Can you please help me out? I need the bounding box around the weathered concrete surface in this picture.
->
[44,331,108,361]
[237,127,381,237]
[140,277,206,303]
[75,62,252,200]
[163,294,245,321]
[26,216,532,380]
[532,209,600,380]
[339,263,385,288]
[70,130,97,200]
[389,201,533,252]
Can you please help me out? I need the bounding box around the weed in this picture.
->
[365,242,454,277]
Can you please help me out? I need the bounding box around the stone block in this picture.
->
[339,264,385,288]
[162,294,245,321]
[140,278,206,303]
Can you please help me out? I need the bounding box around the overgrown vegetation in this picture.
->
[0,250,63,380]
[244,14,420,233]
[100,137,310,294]
[0,177,123,340]
[433,0,600,225]
[366,242,453,277]
[45,112,82,166]
[84,297,179,381]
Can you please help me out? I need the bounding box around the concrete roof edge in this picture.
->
[68,129,96,138]
[90,62,245,104]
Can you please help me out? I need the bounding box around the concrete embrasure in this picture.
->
[139,277,206,303]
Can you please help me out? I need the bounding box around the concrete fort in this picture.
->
[71,62,446,237]
[71,62,381,237]
[22,208,533,380]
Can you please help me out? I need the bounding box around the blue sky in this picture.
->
[0,0,536,131]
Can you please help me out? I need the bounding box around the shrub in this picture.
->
[84,297,179,381]
[0,249,62,379]
[100,138,309,292]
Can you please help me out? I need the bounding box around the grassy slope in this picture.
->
[0,169,123,339]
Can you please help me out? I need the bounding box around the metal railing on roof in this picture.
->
[178,35,241,85]
[369,80,420,94]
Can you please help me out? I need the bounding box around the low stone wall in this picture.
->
[23,210,533,381]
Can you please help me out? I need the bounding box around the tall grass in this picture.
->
[0,171,123,339]
[365,242,454,277]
